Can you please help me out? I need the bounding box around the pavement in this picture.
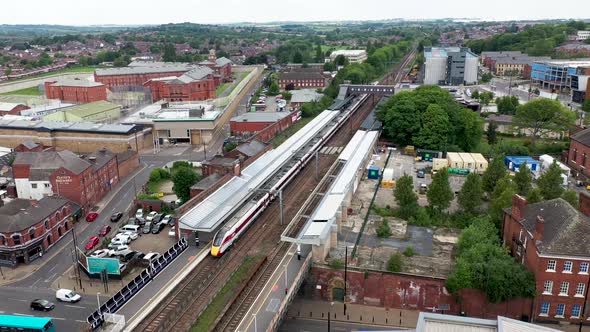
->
[279,318,395,332]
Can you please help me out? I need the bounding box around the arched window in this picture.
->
[46,234,52,246]
[12,234,21,246]
[0,235,5,246]
[44,219,49,230]
[64,221,69,231]
[62,207,68,217]
[55,211,61,221]
[29,228,36,240]
[57,227,63,237]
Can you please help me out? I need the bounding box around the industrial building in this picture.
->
[44,79,107,103]
[328,50,368,63]
[423,47,478,85]
[42,101,121,123]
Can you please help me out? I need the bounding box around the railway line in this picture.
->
[133,49,413,332]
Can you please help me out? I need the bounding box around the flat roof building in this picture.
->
[42,101,121,123]
[424,47,478,85]
[531,59,590,93]
[328,50,368,63]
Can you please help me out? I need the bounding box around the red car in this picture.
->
[85,236,100,250]
[86,212,99,222]
[99,225,112,237]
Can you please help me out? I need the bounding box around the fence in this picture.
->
[86,237,188,330]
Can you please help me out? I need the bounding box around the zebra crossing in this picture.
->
[320,146,344,155]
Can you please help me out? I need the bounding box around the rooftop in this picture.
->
[57,101,120,118]
[14,150,91,176]
[0,197,77,233]
[534,59,590,67]
[190,173,223,191]
[278,71,326,81]
[121,102,220,124]
[414,312,561,332]
[231,112,289,123]
[95,63,195,76]
[290,89,323,104]
[0,118,142,135]
[235,139,267,157]
[0,102,26,112]
[329,50,367,57]
[48,79,104,88]
[571,127,590,146]
[425,47,477,59]
[86,148,116,171]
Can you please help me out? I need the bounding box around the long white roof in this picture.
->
[298,130,378,244]
[179,110,339,232]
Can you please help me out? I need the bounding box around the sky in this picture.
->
[1,0,589,26]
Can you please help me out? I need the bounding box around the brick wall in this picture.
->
[94,70,188,89]
[145,77,216,102]
[310,266,532,321]
[45,82,107,103]
[117,152,140,178]
[250,112,298,143]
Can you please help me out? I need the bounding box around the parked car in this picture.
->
[162,215,174,226]
[135,209,144,219]
[151,222,166,234]
[30,299,55,311]
[419,183,428,194]
[146,211,158,222]
[110,235,131,246]
[86,212,99,222]
[56,289,81,303]
[122,231,139,241]
[143,252,161,264]
[90,249,109,258]
[99,225,112,237]
[142,222,153,234]
[119,224,141,234]
[108,245,130,257]
[168,226,176,237]
[110,212,123,222]
[417,170,425,178]
[119,263,128,273]
[85,236,100,250]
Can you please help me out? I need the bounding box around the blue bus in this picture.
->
[0,315,56,332]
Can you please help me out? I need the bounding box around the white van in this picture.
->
[56,289,81,303]
[120,224,140,233]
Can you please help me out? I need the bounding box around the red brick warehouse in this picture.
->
[44,79,107,103]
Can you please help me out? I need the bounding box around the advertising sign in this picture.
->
[88,257,121,275]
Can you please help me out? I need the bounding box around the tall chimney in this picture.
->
[512,194,527,221]
[535,215,545,242]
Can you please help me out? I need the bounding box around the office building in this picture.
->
[328,50,368,63]
[423,47,478,85]
[531,59,590,93]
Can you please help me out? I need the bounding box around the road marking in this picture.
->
[65,304,87,309]
[12,313,32,316]
[8,298,27,302]
[50,317,66,321]
[76,320,86,323]
[47,265,57,274]
[44,272,57,283]
[31,278,42,287]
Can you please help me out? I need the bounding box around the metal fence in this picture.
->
[87,238,188,330]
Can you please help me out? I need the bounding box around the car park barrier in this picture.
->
[87,237,188,330]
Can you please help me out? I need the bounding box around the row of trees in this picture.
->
[377,85,483,152]
[148,161,200,204]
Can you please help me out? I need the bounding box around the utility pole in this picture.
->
[315,151,319,180]
[344,246,348,316]
[279,190,283,226]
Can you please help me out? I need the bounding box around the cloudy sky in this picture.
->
[1,0,589,25]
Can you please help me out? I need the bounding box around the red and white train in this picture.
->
[211,95,368,257]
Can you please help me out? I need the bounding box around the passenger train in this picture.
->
[211,94,369,256]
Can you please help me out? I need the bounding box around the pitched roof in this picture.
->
[49,79,104,88]
[0,197,77,233]
[215,57,232,67]
[176,67,214,83]
[231,112,289,123]
[95,64,194,76]
[14,150,91,176]
[506,198,590,257]
[0,102,25,112]
[290,89,323,103]
[236,139,267,157]
[190,173,223,191]
[86,148,116,171]
[572,127,590,146]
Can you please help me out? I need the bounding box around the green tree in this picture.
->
[514,98,576,145]
[394,175,418,220]
[528,188,543,204]
[489,176,517,226]
[162,43,177,62]
[496,96,520,115]
[427,169,454,213]
[268,81,280,96]
[514,163,533,196]
[582,99,590,113]
[172,167,198,203]
[482,156,508,194]
[478,91,494,106]
[458,173,483,214]
[455,217,498,256]
[537,161,565,199]
[471,90,480,99]
[334,54,349,66]
[562,190,579,208]
[387,253,403,272]
[480,72,492,83]
[413,105,450,150]
[314,45,323,62]
[486,121,498,145]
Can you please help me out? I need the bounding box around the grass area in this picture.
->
[0,86,42,96]
[270,116,314,148]
[191,256,262,332]
[1,66,99,84]
[215,82,231,96]
[147,179,165,194]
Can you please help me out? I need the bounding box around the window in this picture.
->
[584,153,588,168]
[559,282,569,295]
[44,183,50,188]
[572,304,582,318]
[543,280,554,294]
[547,260,557,271]
[556,304,565,317]
[44,219,49,230]
[28,228,35,240]
[0,236,4,246]
[574,148,578,163]
[564,261,573,273]
[31,183,37,189]
[580,262,589,274]
[540,302,550,316]
[576,283,585,296]
[12,234,21,245]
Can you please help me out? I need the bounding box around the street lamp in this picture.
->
[96,292,101,316]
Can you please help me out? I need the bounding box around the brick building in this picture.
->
[230,112,292,139]
[115,150,140,178]
[12,149,120,211]
[502,195,590,323]
[143,67,216,102]
[0,102,30,116]
[278,70,328,89]
[201,156,240,177]
[0,197,79,267]
[94,63,194,89]
[198,49,233,82]
[566,128,590,182]
[44,79,107,103]
[13,141,54,152]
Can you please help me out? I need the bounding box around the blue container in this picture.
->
[368,166,380,179]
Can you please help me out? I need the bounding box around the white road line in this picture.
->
[12,313,32,316]
[31,278,42,287]
[8,298,27,302]
[76,320,86,323]
[47,265,58,274]
[65,304,87,309]
[50,317,66,321]
[44,272,57,283]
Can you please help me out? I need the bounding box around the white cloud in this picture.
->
[0,0,588,25]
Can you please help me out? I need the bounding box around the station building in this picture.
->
[44,79,107,103]
[0,197,79,267]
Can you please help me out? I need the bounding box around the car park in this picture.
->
[122,231,139,240]
[30,299,55,311]
[143,252,161,264]
[99,225,112,237]
[108,245,131,257]
[162,215,174,226]
[90,249,109,258]
[56,289,81,303]
[85,236,100,250]
[135,209,144,219]
[146,211,158,221]
[143,222,153,234]
[417,170,425,178]
[151,222,166,234]
[168,226,176,237]
[110,212,123,222]
[119,224,141,233]
[86,212,99,222]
